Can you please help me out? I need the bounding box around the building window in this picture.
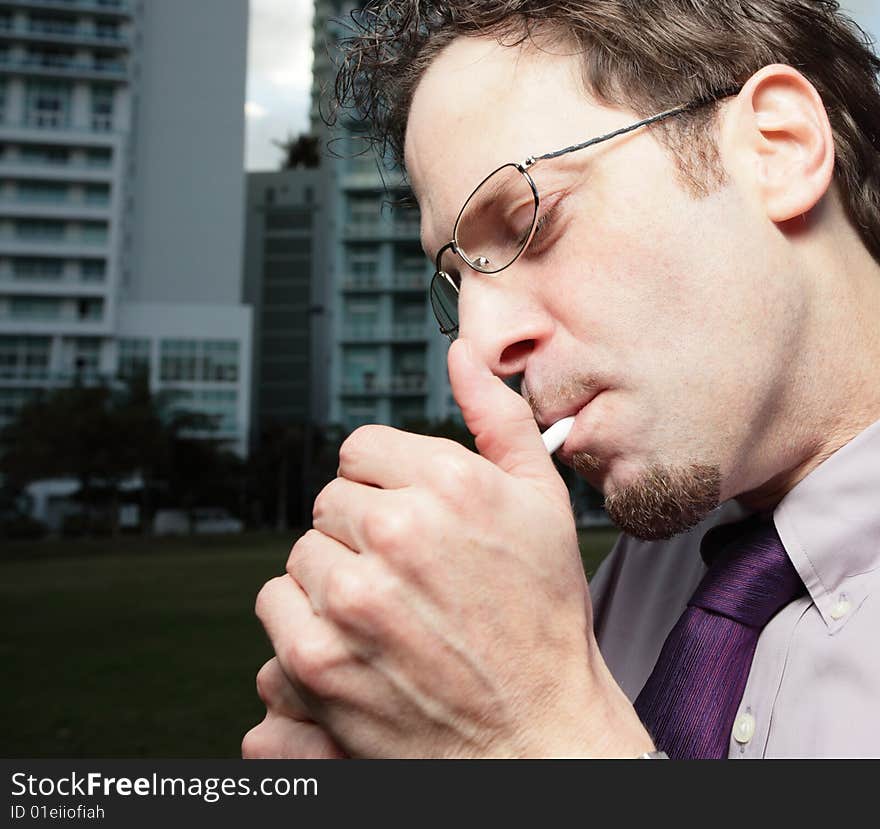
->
[347,245,380,282]
[85,147,112,168]
[77,298,103,321]
[343,347,379,393]
[166,388,238,434]
[196,388,238,433]
[117,338,150,379]
[95,21,121,42]
[201,340,239,382]
[28,48,75,71]
[17,180,68,203]
[73,338,102,375]
[29,15,77,37]
[347,195,381,231]
[91,84,114,132]
[16,219,65,240]
[25,80,72,129]
[9,296,63,320]
[266,208,312,232]
[13,258,64,280]
[80,259,105,282]
[160,339,239,383]
[20,144,70,165]
[85,183,110,205]
[160,339,198,382]
[80,221,108,244]
[0,336,51,380]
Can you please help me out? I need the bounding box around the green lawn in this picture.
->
[0,528,618,757]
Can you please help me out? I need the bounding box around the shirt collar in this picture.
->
[771,416,880,628]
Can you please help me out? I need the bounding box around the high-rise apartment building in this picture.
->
[310,0,456,434]
[243,167,328,443]
[0,0,251,454]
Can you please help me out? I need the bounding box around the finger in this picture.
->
[256,574,350,686]
[312,477,406,555]
[338,423,462,489]
[287,529,363,615]
[256,657,311,721]
[242,711,346,759]
[448,338,563,494]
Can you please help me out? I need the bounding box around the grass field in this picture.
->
[0,528,619,758]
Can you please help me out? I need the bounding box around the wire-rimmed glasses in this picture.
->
[429,87,741,341]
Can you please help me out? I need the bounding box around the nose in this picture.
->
[458,271,552,379]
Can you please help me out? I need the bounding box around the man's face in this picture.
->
[405,36,802,539]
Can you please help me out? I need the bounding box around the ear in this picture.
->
[723,65,835,223]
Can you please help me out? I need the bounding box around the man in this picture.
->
[243,0,880,758]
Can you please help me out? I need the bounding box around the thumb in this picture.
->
[448,338,561,487]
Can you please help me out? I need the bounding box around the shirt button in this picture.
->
[830,597,851,620]
[733,712,756,745]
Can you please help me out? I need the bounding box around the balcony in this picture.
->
[0,159,114,182]
[341,375,428,396]
[342,219,422,241]
[0,117,121,143]
[0,21,129,49]
[391,272,424,291]
[0,235,109,257]
[341,273,381,292]
[0,270,108,295]
[0,198,110,220]
[0,53,128,81]
[0,1,132,19]
[340,323,427,342]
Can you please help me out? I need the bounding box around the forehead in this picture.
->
[404,35,598,255]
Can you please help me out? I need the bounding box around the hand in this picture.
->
[249,339,654,757]
[241,657,346,759]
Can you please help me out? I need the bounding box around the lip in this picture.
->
[535,388,605,433]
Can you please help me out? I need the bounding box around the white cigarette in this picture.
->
[541,416,576,454]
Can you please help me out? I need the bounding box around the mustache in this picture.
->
[520,373,603,421]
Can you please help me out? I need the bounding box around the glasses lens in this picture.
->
[430,268,460,340]
[455,164,538,274]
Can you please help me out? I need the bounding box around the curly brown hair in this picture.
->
[333,0,880,261]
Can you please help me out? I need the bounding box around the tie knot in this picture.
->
[690,516,805,627]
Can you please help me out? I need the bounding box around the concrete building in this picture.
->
[243,167,329,444]
[0,0,251,454]
[310,0,457,434]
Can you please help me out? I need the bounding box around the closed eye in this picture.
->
[521,201,562,253]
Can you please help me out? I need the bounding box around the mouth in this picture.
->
[534,388,605,434]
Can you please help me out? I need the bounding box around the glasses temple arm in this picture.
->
[533,87,742,163]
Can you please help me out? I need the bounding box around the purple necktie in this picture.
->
[634,515,806,759]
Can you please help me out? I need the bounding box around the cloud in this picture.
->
[245,0,315,170]
[245,101,268,119]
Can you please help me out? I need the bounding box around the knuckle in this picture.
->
[361,508,411,553]
[288,634,335,695]
[339,425,378,467]
[286,529,319,576]
[432,451,479,502]
[323,564,375,625]
[311,483,334,523]
[255,659,280,707]
[254,575,285,622]
[241,720,271,759]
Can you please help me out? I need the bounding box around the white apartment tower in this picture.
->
[0,0,251,454]
[311,0,457,434]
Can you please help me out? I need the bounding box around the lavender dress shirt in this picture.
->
[590,417,880,758]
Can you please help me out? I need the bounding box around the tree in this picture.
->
[0,371,229,536]
[274,132,320,169]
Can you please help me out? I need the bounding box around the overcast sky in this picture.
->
[245,0,315,171]
[244,0,880,172]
